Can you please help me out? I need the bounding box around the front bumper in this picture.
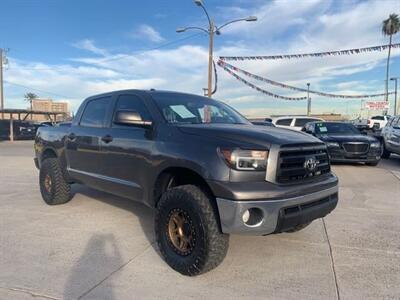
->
[328,147,381,163]
[216,185,338,235]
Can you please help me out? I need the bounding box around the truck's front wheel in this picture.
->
[155,185,229,276]
[39,158,72,205]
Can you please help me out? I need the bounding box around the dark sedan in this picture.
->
[302,121,382,166]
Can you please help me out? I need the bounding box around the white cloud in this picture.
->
[130,24,165,43]
[4,0,400,117]
[72,39,108,56]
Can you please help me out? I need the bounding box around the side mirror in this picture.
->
[114,110,152,128]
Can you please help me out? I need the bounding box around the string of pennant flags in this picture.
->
[218,60,393,99]
[219,43,400,61]
[217,61,307,101]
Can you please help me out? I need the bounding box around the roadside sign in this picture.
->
[365,101,389,110]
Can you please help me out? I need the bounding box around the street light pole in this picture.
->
[390,77,398,115]
[177,0,257,98]
[307,83,311,116]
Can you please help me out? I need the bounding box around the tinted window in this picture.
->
[295,118,320,127]
[371,116,384,120]
[315,122,360,135]
[151,93,250,125]
[276,118,293,126]
[80,97,110,128]
[113,94,152,122]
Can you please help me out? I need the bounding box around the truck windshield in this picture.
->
[151,93,250,125]
[315,122,360,135]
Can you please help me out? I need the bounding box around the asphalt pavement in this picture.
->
[0,141,399,300]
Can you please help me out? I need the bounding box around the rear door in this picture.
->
[98,92,156,202]
[65,96,113,185]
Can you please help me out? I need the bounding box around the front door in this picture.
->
[99,93,155,202]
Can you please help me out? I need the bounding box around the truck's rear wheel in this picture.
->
[39,158,72,205]
[155,185,229,276]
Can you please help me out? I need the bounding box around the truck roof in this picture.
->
[85,89,210,101]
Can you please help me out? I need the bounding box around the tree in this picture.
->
[24,92,38,119]
[382,14,400,103]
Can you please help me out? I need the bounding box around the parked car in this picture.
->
[0,120,37,140]
[381,115,400,158]
[351,118,369,133]
[272,116,324,131]
[251,121,275,127]
[35,90,338,276]
[302,121,382,166]
[368,115,390,130]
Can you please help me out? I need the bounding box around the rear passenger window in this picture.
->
[113,94,152,123]
[295,118,317,127]
[80,97,110,128]
[276,118,292,126]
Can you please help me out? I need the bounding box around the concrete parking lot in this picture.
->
[0,141,399,300]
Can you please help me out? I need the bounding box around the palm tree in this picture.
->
[382,14,400,103]
[24,92,38,119]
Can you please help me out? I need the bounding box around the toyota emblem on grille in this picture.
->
[304,157,318,172]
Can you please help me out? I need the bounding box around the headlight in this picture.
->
[219,148,268,171]
[370,142,381,148]
[325,142,340,148]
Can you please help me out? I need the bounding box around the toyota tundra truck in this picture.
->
[34,90,338,276]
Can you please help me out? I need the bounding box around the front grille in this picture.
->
[342,142,369,153]
[276,147,330,183]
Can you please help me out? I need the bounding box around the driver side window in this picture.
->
[113,94,152,126]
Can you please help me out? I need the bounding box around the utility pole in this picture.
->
[0,48,4,119]
[390,77,398,115]
[307,83,311,116]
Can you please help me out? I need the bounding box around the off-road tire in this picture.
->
[285,222,311,233]
[39,158,72,205]
[366,161,379,166]
[155,185,229,276]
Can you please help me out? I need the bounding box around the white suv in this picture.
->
[272,116,324,131]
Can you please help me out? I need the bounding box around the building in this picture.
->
[31,98,70,121]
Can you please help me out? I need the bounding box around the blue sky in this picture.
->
[1,0,399,118]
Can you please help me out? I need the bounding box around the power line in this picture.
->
[4,80,72,99]
[96,32,205,63]
[8,32,205,71]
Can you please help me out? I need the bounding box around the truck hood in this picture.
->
[176,124,323,147]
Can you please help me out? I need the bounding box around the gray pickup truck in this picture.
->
[34,90,338,276]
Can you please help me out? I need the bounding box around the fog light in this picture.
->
[242,208,264,227]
